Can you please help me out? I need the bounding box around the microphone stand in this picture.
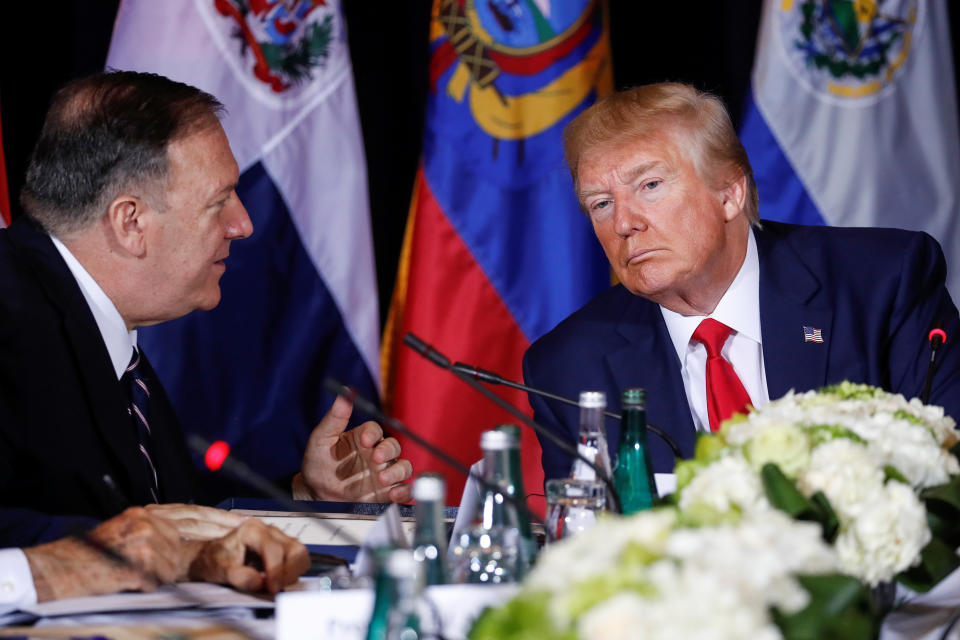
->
[402,333,622,514]
[449,362,683,458]
[322,379,559,541]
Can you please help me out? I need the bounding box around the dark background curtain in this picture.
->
[1,1,957,322]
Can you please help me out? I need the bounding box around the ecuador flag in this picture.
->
[383,0,612,505]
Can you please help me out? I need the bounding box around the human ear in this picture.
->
[720,174,747,222]
[106,195,148,257]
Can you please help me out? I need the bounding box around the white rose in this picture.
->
[743,422,811,477]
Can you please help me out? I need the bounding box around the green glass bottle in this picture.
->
[412,473,448,586]
[613,388,658,514]
[365,548,422,640]
[495,424,538,570]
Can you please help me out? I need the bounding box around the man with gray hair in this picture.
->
[0,71,411,543]
[524,82,960,482]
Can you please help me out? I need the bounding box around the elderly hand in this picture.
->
[145,503,249,540]
[188,519,309,594]
[294,395,412,503]
[24,506,184,602]
[24,507,310,602]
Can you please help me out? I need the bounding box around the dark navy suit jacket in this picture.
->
[523,221,960,482]
[0,219,194,546]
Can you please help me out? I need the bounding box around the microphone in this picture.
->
[921,323,948,405]
[402,333,622,514]
[188,433,363,547]
[321,379,558,541]
[450,361,683,458]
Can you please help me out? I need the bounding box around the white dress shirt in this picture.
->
[50,235,137,380]
[660,229,770,432]
[0,549,36,615]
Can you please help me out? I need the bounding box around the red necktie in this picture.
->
[691,319,752,432]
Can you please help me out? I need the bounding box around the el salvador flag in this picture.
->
[741,0,960,297]
[107,0,380,501]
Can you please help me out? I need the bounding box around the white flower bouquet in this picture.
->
[676,382,960,590]
[470,383,960,639]
[470,506,875,640]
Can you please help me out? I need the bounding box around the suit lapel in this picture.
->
[756,224,834,399]
[604,295,697,459]
[7,222,151,505]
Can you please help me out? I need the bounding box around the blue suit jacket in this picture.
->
[523,221,960,482]
[0,219,194,546]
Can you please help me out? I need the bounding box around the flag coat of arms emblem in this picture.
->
[382,0,612,505]
[740,0,960,296]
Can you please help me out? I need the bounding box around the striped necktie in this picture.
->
[123,347,160,503]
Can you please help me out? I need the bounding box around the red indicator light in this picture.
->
[929,328,947,344]
[204,440,230,471]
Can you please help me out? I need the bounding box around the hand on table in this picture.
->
[145,502,249,540]
[24,507,309,602]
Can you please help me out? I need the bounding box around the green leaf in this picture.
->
[773,573,880,640]
[883,465,909,485]
[896,536,960,593]
[809,492,839,543]
[761,464,839,542]
[469,591,576,640]
[693,432,726,463]
[920,475,960,548]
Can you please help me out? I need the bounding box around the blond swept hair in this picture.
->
[564,82,759,224]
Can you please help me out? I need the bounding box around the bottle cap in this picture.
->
[480,429,512,450]
[385,549,418,578]
[413,473,446,502]
[579,391,606,409]
[494,424,521,447]
[622,388,646,407]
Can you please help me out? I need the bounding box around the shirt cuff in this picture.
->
[0,548,37,613]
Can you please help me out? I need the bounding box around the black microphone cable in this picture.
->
[402,333,623,514]
[322,378,559,542]
[449,361,683,457]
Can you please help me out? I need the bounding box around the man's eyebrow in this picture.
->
[577,161,665,202]
[619,161,663,185]
[210,182,237,200]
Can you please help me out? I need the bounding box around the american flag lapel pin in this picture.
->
[803,326,824,343]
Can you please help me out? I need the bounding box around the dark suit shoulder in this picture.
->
[526,284,644,367]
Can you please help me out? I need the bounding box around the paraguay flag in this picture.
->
[741,0,960,295]
[382,0,612,504]
[107,0,380,501]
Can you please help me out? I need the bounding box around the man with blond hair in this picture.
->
[524,82,960,481]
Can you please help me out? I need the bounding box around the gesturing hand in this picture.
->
[293,395,412,503]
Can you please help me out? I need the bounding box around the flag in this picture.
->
[382,0,612,505]
[741,0,960,295]
[107,0,379,500]
[0,102,10,227]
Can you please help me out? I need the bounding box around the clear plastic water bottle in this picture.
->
[450,429,525,583]
[571,391,612,482]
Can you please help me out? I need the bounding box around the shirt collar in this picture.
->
[660,228,761,360]
[50,235,137,379]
